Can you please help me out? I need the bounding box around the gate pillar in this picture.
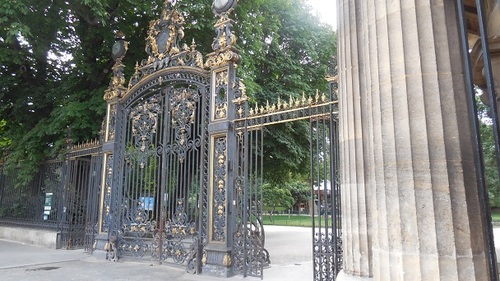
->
[204,60,241,277]
[203,6,242,275]
[95,37,128,251]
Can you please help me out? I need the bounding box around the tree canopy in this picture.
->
[0,0,336,186]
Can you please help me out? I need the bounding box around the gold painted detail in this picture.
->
[107,104,117,142]
[104,50,128,101]
[232,78,248,118]
[128,1,205,89]
[101,154,113,232]
[169,87,200,163]
[223,253,232,267]
[206,14,241,68]
[146,0,185,60]
[214,70,229,119]
[212,136,227,242]
[234,90,338,130]
[249,91,329,117]
[202,251,207,264]
[68,138,101,152]
[130,95,162,168]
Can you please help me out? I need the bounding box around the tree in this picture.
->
[476,91,500,208]
[235,0,337,183]
[262,182,294,214]
[0,0,336,188]
[287,179,310,212]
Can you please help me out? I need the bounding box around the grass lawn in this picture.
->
[492,209,500,222]
[262,214,336,227]
[263,210,500,227]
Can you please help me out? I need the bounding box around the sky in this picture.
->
[307,0,337,30]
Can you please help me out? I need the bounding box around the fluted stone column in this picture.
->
[338,0,374,278]
[338,1,491,280]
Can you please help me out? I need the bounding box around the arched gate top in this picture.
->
[122,66,209,108]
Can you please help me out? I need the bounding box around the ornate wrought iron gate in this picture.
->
[232,75,341,280]
[109,73,209,269]
[102,2,210,272]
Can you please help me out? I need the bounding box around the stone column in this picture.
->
[338,1,491,280]
[337,0,374,278]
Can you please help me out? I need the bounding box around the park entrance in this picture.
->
[97,1,341,280]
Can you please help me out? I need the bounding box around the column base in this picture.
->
[202,245,233,277]
[336,270,373,281]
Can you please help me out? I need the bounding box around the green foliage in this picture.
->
[476,93,500,208]
[234,0,336,182]
[263,182,294,212]
[287,178,310,210]
[0,119,11,149]
[481,122,500,207]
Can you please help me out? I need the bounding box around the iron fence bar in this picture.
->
[159,92,170,265]
[242,119,249,277]
[259,128,264,279]
[456,1,498,279]
[329,79,339,276]
[85,154,103,253]
[197,86,209,274]
[476,0,500,183]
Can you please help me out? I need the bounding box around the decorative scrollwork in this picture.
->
[102,155,113,232]
[104,57,128,101]
[125,1,205,90]
[212,137,227,242]
[146,0,184,60]
[232,77,248,118]
[213,70,228,120]
[106,104,117,141]
[205,13,241,68]
[129,95,163,168]
[313,231,343,280]
[233,220,270,276]
[150,199,197,265]
[167,87,201,163]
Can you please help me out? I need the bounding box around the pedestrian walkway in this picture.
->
[0,226,312,281]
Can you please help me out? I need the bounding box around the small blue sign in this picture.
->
[139,197,154,211]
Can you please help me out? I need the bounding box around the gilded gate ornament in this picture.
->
[212,136,227,242]
[205,0,241,68]
[145,0,185,60]
[214,70,229,120]
[168,87,200,163]
[128,0,204,89]
[104,41,128,100]
[129,95,162,168]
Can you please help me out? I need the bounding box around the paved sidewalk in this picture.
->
[0,226,313,281]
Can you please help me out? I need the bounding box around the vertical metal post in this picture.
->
[456,1,498,279]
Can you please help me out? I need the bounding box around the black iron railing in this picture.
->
[456,0,500,279]
[0,141,103,250]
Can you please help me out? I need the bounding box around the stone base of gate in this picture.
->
[202,246,233,277]
[93,233,109,251]
[336,271,373,281]
[0,226,60,249]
